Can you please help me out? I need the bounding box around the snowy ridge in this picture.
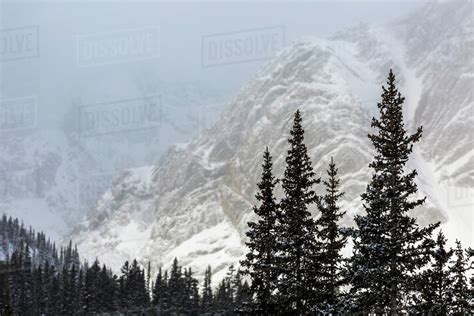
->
[73,1,473,279]
[0,81,225,242]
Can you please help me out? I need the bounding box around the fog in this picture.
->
[0,0,423,236]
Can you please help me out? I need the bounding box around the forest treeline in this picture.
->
[0,70,473,315]
[0,214,251,314]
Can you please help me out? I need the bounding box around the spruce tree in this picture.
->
[98,265,111,312]
[201,265,213,313]
[49,271,61,314]
[314,157,347,313]
[225,264,236,311]
[450,240,470,314]
[168,257,184,312]
[214,277,231,313]
[183,267,200,314]
[0,261,13,315]
[414,230,453,314]
[76,267,85,314]
[467,247,474,312]
[83,259,101,314]
[119,260,130,309]
[241,147,279,314]
[348,70,438,314]
[276,109,320,313]
[152,267,165,307]
[32,264,44,313]
[128,259,149,309]
[60,264,74,314]
[190,272,200,314]
[232,268,243,308]
[9,244,33,315]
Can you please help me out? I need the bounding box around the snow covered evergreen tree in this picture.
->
[83,259,101,314]
[467,247,474,312]
[314,157,347,313]
[9,244,33,315]
[152,266,166,308]
[201,265,214,312]
[183,267,200,314]
[0,261,13,315]
[450,240,470,314]
[347,70,438,314]
[241,147,279,313]
[414,230,453,314]
[276,109,321,314]
[168,257,185,313]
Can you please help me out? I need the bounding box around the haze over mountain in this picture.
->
[69,0,473,281]
[0,82,225,239]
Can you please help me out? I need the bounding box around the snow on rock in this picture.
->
[73,1,473,278]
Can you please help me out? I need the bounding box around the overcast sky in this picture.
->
[0,1,424,173]
[1,1,423,119]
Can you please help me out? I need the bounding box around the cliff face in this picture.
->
[72,1,473,280]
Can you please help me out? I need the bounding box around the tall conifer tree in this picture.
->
[467,247,474,312]
[277,109,320,314]
[241,147,279,314]
[450,240,470,314]
[314,157,347,313]
[201,265,213,313]
[348,70,438,314]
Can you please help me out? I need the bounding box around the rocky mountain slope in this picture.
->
[72,1,473,280]
[0,82,224,240]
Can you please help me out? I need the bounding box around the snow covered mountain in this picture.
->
[0,129,99,240]
[0,82,224,240]
[72,0,473,280]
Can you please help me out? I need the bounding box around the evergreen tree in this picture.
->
[414,230,453,314]
[232,268,243,308]
[215,277,232,314]
[0,261,13,315]
[42,261,53,314]
[450,240,470,314]
[152,266,165,307]
[9,244,33,315]
[184,267,200,315]
[161,270,170,312]
[98,264,114,313]
[32,264,44,313]
[83,259,101,314]
[276,109,321,313]
[168,257,185,313]
[201,265,214,313]
[146,260,151,296]
[239,280,252,313]
[60,264,75,314]
[119,260,130,309]
[233,269,251,313]
[76,267,85,314]
[314,157,347,313]
[241,147,279,314]
[48,269,61,315]
[190,273,200,315]
[347,70,438,314]
[467,247,474,312]
[126,259,149,309]
[226,264,236,310]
